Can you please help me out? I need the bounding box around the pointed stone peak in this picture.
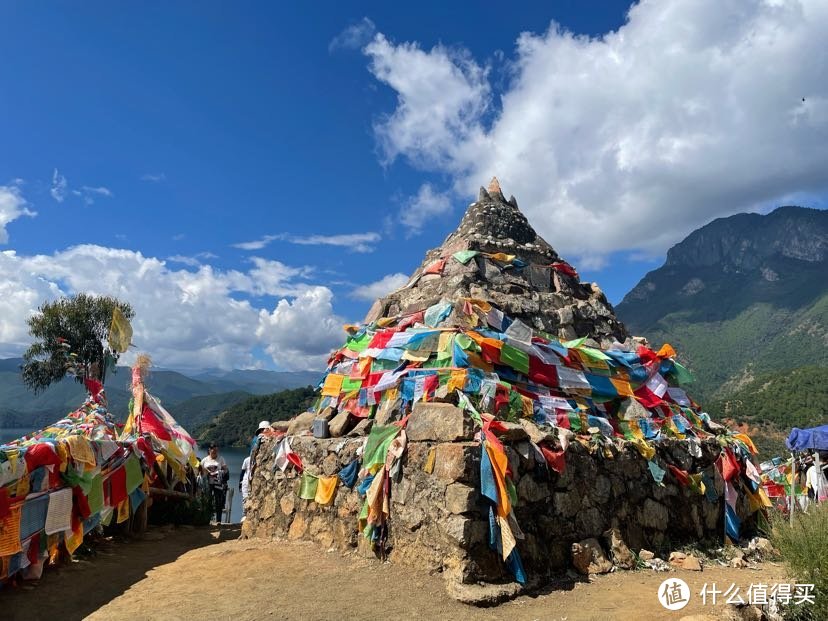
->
[363,180,628,346]
[448,181,557,260]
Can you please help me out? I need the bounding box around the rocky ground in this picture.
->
[0,525,789,621]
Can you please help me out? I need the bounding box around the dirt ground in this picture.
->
[0,525,789,621]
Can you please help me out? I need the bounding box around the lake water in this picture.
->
[0,427,249,524]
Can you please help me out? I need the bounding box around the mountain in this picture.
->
[196,386,317,447]
[187,369,320,395]
[0,358,321,432]
[616,206,828,404]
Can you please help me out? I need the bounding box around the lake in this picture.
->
[1,427,250,524]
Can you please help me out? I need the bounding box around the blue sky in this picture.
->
[1,1,826,370]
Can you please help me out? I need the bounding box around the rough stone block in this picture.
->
[571,538,612,575]
[407,402,473,442]
[516,474,550,504]
[603,527,635,570]
[329,411,354,438]
[445,482,478,514]
[287,411,316,436]
[641,498,669,529]
[433,443,477,482]
[347,418,373,437]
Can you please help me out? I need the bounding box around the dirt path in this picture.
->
[1,526,788,621]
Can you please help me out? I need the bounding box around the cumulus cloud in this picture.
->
[0,243,340,370]
[351,272,410,301]
[0,183,36,244]
[400,183,452,235]
[257,287,345,370]
[329,17,377,52]
[50,169,67,202]
[359,0,828,264]
[233,232,381,253]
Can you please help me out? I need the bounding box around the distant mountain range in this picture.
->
[0,358,319,432]
[616,205,827,443]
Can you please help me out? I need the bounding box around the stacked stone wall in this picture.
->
[241,405,746,591]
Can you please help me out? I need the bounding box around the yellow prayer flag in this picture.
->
[321,374,345,397]
[657,343,677,359]
[108,307,133,353]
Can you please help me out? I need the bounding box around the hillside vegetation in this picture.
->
[617,206,827,444]
[196,386,316,447]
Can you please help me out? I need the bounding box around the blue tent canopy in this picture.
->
[786,425,828,451]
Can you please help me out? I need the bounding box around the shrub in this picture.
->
[770,503,828,620]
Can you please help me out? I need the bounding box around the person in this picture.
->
[240,420,270,516]
[805,453,828,504]
[200,443,229,524]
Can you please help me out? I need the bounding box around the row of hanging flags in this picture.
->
[0,363,198,585]
[272,292,769,584]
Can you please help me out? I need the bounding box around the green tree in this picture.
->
[21,294,135,393]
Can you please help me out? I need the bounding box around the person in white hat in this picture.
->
[240,420,271,511]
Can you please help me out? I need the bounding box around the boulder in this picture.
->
[347,419,373,437]
[603,528,635,570]
[406,402,473,442]
[328,411,354,438]
[287,411,315,435]
[571,538,613,575]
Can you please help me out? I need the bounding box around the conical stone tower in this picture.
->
[364,178,628,346]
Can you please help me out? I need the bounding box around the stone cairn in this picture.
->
[242,179,764,603]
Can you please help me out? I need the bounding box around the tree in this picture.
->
[21,294,135,393]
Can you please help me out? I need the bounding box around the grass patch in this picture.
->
[770,503,828,620]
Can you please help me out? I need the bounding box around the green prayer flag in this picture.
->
[562,336,587,348]
[86,474,104,515]
[346,331,372,353]
[671,361,695,385]
[452,250,480,264]
[500,343,529,375]
[455,333,473,350]
[298,472,319,500]
[341,377,363,392]
[579,346,612,362]
[363,424,401,471]
[125,455,144,493]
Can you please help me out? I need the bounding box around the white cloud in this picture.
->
[280,232,381,253]
[141,173,166,183]
[359,0,828,264]
[365,33,490,169]
[166,252,219,268]
[351,272,410,301]
[257,287,345,370]
[0,183,36,244]
[0,242,340,370]
[233,232,382,253]
[232,235,279,251]
[51,170,112,205]
[329,17,377,52]
[74,185,113,205]
[50,169,67,203]
[400,183,452,235]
